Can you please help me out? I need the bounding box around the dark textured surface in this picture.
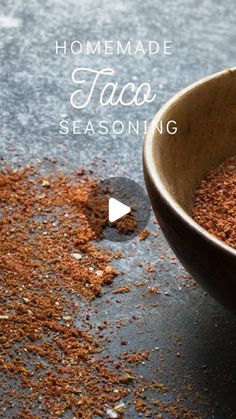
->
[0,0,236,417]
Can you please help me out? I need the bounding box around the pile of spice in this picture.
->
[0,162,197,418]
[192,156,236,249]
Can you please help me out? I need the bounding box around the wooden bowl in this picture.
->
[143,68,236,311]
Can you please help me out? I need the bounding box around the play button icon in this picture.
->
[108,198,131,223]
[86,177,151,242]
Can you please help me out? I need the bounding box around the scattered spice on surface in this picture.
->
[148,285,161,294]
[139,228,150,241]
[0,164,129,417]
[192,156,236,249]
[0,163,199,418]
[120,350,149,363]
[112,286,131,295]
[146,264,154,273]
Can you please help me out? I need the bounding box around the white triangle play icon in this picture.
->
[108,198,131,223]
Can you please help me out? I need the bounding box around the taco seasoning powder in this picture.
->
[192,156,236,249]
[0,162,200,418]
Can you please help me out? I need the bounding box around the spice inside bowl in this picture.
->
[192,156,236,249]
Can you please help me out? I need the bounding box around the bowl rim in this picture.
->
[144,67,236,257]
